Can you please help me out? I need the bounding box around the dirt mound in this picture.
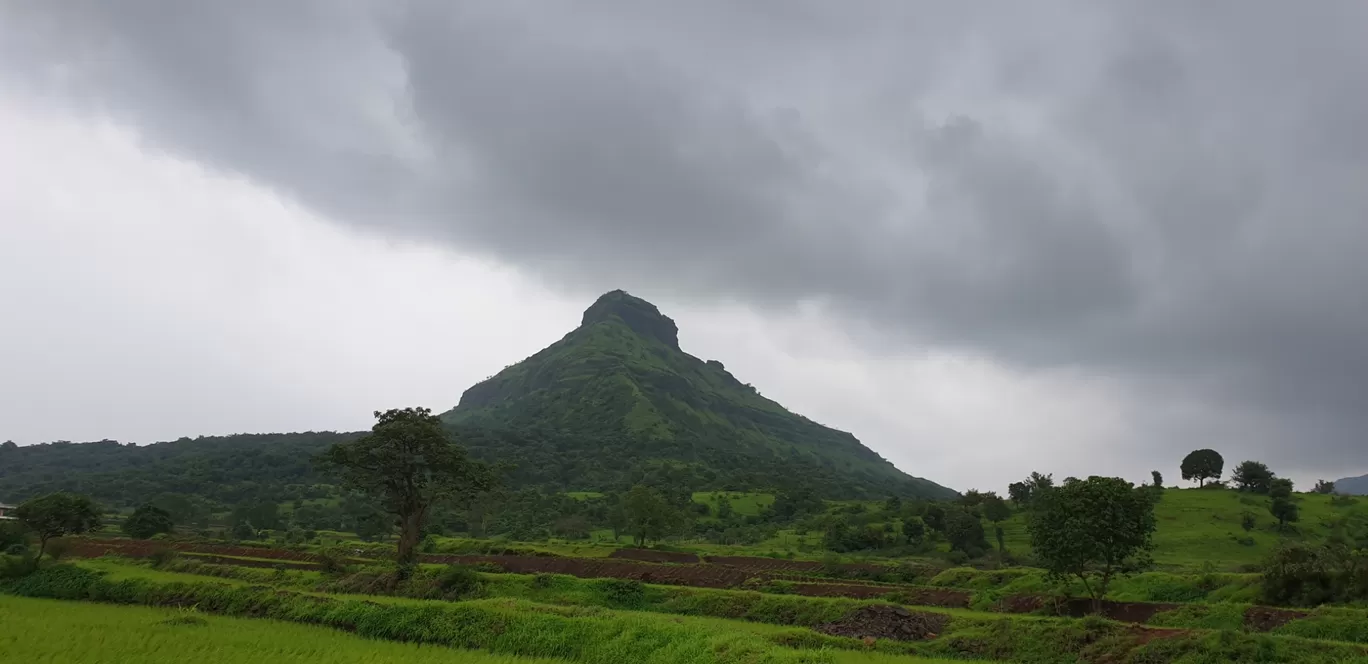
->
[1244,605,1308,631]
[816,604,949,642]
[609,549,700,564]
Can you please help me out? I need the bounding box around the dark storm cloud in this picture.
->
[4,0,1368,469]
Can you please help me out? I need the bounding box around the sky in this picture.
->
[2,1,1366,493]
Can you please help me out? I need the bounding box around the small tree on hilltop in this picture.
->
[1232,461,1276,494]
[1151,470,1164,489]
[15,492,102,561]
[123,505,175,540]
[1269,478,1294,500]
[1180,449,1224,487]
[318,407,493,574]
[1027,476,1157,613]
[1313,480,1336,495]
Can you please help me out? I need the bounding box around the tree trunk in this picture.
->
[35,535,49,562]
[396,511,423,573]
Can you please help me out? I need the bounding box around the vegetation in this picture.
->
[1026,476,1157,611]
[1231,460,1276,494]
[123,504,175,539]
[1180,449,1223,488]
[13,492,102,560]
[318,407,494,569]
[441,290,953,500]
[0,595,570,664]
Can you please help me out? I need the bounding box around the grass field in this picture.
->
[692,491,776,517]
[2,565,998,664]
[0,594,569,664]
[992,488,1368,570]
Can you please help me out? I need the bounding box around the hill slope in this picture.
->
[442,290,954,499]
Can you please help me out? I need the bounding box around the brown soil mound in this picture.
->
[816,604,950,642]
[1244,605,1309,631]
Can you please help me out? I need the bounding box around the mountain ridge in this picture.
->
[442,290,955,499]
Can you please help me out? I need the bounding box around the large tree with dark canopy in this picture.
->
[1232,460,1276,494]
[319,407,493,571]
[122,504,174,539]
[1027,476,1157,612]
[15,492,102,561]
[1180,449,1224,487]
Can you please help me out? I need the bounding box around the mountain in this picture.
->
[442,290,955,499]
[1333,475,1368,495]
[0,291,955,508]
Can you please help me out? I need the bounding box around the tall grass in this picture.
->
[0,594,567,664]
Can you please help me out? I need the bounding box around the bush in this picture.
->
[1261,542,1368,606]
[434,564,483,599]
[594,578,645,608]
[0,554,37,579]
[316,547,352,576]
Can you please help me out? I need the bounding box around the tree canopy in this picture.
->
[318,407,494,569]
[1180,449,1224,487]
[15,492,102,560]
[1027,476,1158,611]
[1231,460,1276,494]
[122,504,174,539]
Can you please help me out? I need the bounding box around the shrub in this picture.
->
[0,554,37,579]
[595,578,645,608]
[434,564,484,599]
[315,547,352,576]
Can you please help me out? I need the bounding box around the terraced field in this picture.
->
[18,537,1368,663]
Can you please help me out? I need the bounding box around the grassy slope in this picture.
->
[995,488,1368,570]
[0,594,567,664]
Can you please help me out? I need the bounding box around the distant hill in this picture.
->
[442,290,955,500]
[1334,475,1368,495]
[0,290,955,507]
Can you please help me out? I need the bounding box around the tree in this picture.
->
[622,485,682,546]
[716,495,735,521]
[901,517,925,545]
[318,407,494,570]
[1008,472,1055,506]
[1314,480,1336,495]
[0,440,16,453]
[231,522,255,541]
[982,496,1012,553]
[884,496,902,513]
[943,509,989,557]
[924,504,947,533]
[14,492,102,561]
[122,505,174,539]
[1269,478,1294,501]
[1231,461,1275,494]
[1180,449,1224,487]
[1027,477,1157,612]
[1270,498,1299,530]
[1151,471,1163,489]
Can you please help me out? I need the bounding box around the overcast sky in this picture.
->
[3,1,1366,493]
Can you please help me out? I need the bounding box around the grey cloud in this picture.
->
[3,0,1368,473]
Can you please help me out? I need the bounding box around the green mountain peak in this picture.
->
[444,290,956,499]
